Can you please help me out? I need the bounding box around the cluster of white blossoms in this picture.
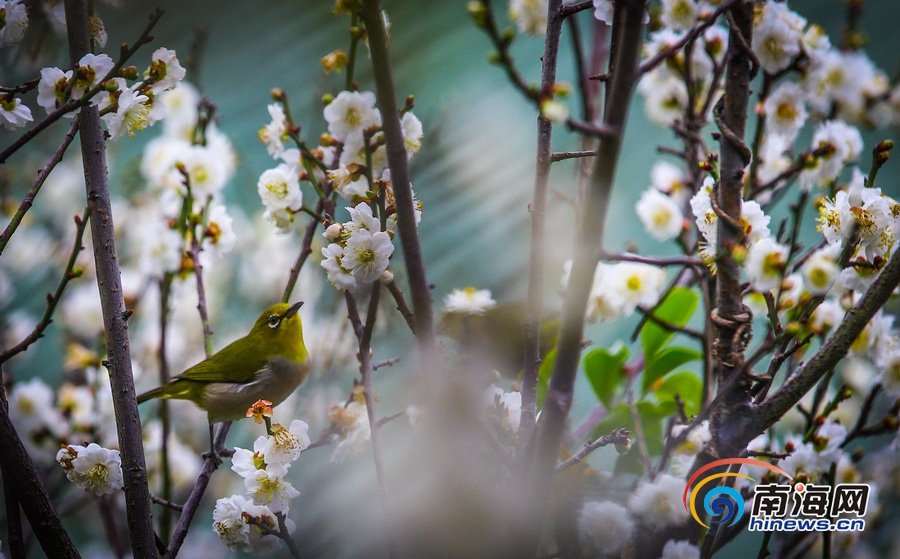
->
[56,443,124,497]
[328,393,372,464]
[321,203,395,292]
[32,47,186,139]
[0,0,28,46]
[214,419,310,551]
[134,81,238,277]
[255,88,423,237]
[564,260,667,323]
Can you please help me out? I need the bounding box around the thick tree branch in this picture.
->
[64,1,155,556]
[520,1,645,555]
[360,0,436,354]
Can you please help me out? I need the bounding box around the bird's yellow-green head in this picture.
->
[246,301,308,364]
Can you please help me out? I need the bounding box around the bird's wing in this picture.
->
[174,336,269,384]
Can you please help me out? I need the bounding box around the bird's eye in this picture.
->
[268,315,281,329]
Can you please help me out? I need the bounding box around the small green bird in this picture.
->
[138,302,310,427]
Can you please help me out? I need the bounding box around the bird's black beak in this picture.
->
[285,301,303,318]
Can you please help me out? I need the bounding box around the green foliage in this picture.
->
[583,344,629,409]
[640,287,699,359]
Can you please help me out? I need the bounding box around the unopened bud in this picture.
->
[325,223,342,241]
[731,244,748,265]
[615,438,632,455]
[320,49,349,75]
[271,88,285,101]
[876,139,894,153]
[379,269,394,284]
[552,82,571,97]
[322,93,334,106]
[467,1,487,26]
[119,66,139,81]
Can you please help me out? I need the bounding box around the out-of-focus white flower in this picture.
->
[56,443,124,496]
[639,74,689,126]
[670,420,711,455]
[258,103,288,158]
[651,161,690,204]
[0,0,29,46]
[628,474,688,528]
[484,385,522,433]
[779,439,821,477]
[608,261,667,314]
[800,120,863,190]
[329,400,371,464]
[443,287,497,316]
[146,47,186,94]
[9,378,61,436]
[341,228,394,284]
[801,24,831,61]
[661,0,698,31]
[204,203,237,258]
[579,501,635,555]
[753,1,804,73]
[801,243,841,295]
[137,220,184,277]
[763,81,808,141]
[328,166,370,202]
[324,90,381,143]
[592,0,613,23]
[540,99,568,123]
[745,237,789,293]
[159,82,200,138]
[661,540,701,559]
[0,94,32,130]
[815,419,847,464]
[636,188,684,241]
[59,282,105,337]
[509,0,548,35]
[213,495,285,553]
[258,164,303,229]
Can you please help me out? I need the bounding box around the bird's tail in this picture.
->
[137,385,169,404]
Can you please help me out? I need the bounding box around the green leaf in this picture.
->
[583,345,629,409]
[641,287,700,359]
[642,346,703,393]
[536,349,556,408]
[653,370,703,416]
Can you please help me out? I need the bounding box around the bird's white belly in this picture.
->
[201,357,308,423]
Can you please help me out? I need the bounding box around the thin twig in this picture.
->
[602,251,703,268]
[383,279,416,332]
[0,121,79,256]
[149,494,184,513]
[555,428,630,472]
[551,150,595,162]
[0,209,89,364]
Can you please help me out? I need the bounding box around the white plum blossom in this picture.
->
[0,0,28,45]
[178,144,229,198]
[259,103,288,157]
[401,111,424,158]
[145,47,186,94]
[9,378,60,436]
[628,474,688,529]
[801,243,841,295]
[670,420,711,455]
[607,261,667,314]
[592,0,613,23]
[137,220,183,277]
[329,400,371,463]
[328,166,370,202]
[800,120,863,189]
[56,443,124,496]
[0,94,32,130]
[261,420,311,465]
[341,228,394,284]
[345,202,380,234]
[258,164,302,229]
[243,468,300,513]
[159,82,200,138]
[579,501,635,555]
[443,287,497,315]
[661,0,698,31]
[36,67,73,114]
[753,1,804,73]
[636,188,684,241]
[321,243,357,292]
[745,237,789,293]
[71,53,114,98]
[204,203,237,258]
[651,160,690,204]
[324,90,381,143]
[509,0,548,35]
[102,86,153,139]
[810,298,845,336]
[779,440,821,477]
[661,540,701,559]
[213,494,284,553]
[484,385,522,432]
[763,81,808,141]
[639,75,689,126]
[690,182,771,266]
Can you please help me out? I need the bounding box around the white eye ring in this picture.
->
[268,315,281,329]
